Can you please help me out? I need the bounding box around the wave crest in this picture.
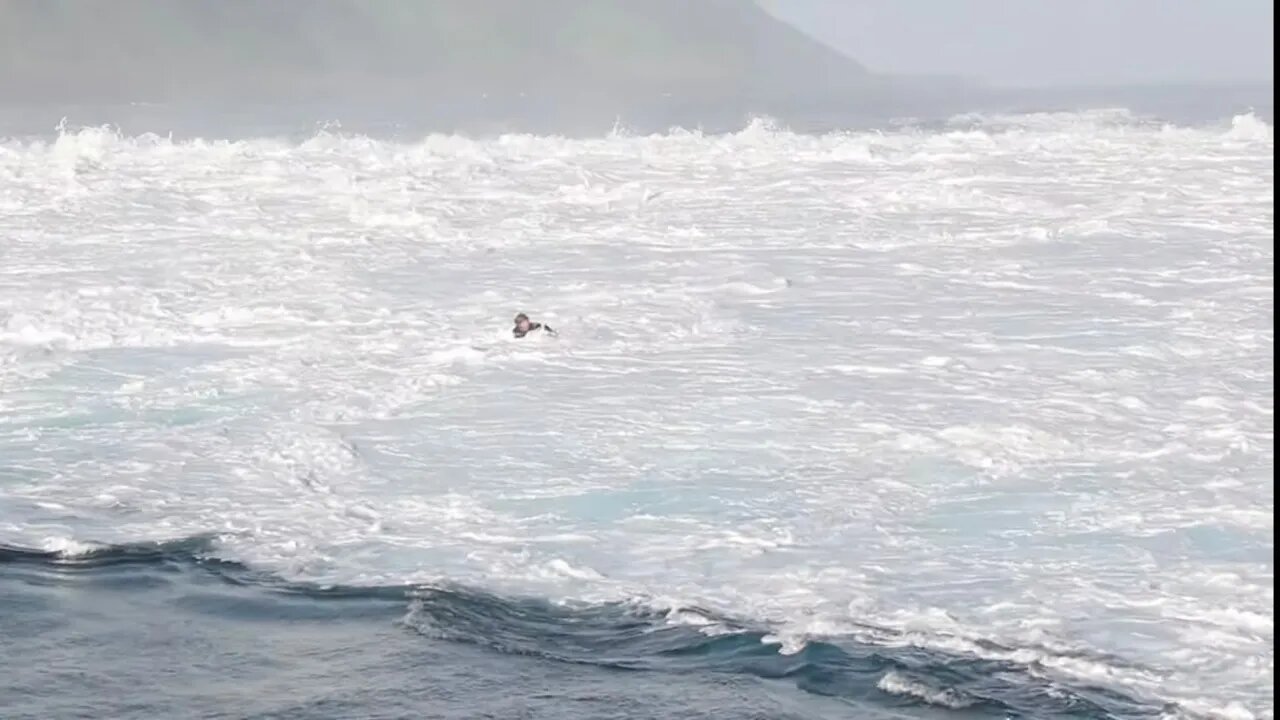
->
[1,536,1167,717]
[5,109,1270,168]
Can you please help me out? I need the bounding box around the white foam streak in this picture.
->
[877,671,974,709]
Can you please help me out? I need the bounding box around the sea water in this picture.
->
[0,109,1272,719]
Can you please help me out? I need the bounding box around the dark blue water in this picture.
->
[1,539,1168,719]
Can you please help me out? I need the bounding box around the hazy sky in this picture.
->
[765,0,1274,87]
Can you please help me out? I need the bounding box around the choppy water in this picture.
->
[0,110,1273,719]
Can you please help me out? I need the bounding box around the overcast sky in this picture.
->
[764,0,1274,87]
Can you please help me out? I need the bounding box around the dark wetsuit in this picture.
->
[513,323,553,339]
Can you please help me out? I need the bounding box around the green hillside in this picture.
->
[0,0,873,104]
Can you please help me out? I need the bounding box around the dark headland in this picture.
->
[1,0,1265,135]
[0,0,986,134]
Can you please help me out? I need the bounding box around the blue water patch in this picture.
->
[2,346,261,434]
[1,538,1166,719]
[1143,524,1273,564]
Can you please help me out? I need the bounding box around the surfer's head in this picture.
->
[513,313,532,333]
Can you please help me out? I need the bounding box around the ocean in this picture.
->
[0,107,1273,719]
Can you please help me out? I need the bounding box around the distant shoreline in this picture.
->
[0,82,1269,140]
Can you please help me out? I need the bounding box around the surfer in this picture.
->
[513,312,555,338]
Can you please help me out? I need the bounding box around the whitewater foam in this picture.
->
[878,671,975,710]
[0,110,1272,718]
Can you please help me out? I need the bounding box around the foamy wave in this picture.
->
[39,536,103,557]
[4,108,1268,169]
[1225,112,1273,142]
[1173,698,1260,720]
[877,671,975,709]
[1,103,1271,717]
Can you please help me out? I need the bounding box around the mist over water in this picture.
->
[1,108,1272,718]
[0,81,1271,142]
[0,3,1274,718]
[1,0,1269,138]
